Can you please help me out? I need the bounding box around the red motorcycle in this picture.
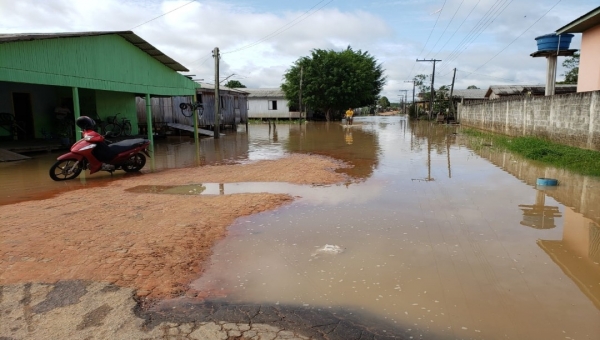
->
[49,116,150,181]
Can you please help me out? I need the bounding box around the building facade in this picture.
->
[557,6,600,92]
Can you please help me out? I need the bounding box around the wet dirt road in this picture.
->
[2,117,600,339]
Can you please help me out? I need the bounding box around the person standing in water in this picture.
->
[345,107,354,125]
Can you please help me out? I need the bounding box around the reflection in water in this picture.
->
[538,208,600,310]
[286,121,380,179]
[519,189,562,229]
[4,118,600,338]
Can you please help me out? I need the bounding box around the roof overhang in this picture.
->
[0,31,189,72]
[556,6,600,34]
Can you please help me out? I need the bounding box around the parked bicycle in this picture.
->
[103,113,132,137]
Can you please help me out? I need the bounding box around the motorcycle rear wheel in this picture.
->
[122,153,146,172]
[49,159,83,181]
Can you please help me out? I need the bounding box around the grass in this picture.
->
[462,128,600,177]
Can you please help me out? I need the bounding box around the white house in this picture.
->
[245,88,300,119]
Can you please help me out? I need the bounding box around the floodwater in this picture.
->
[3,117,600,339]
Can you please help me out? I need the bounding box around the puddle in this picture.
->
[4,117,600,339]
[126,182,329,197]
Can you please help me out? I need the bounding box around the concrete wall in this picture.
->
[578,25,600,92]
[458,90,600,151]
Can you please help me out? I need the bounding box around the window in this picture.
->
[268,100,278,110]
[234,97,239,109]
[220,96,225,109]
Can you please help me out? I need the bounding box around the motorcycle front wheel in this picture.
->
[122,153,146,172]
[49,159,83,181]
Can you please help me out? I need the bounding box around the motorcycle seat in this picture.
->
[108,138,148,154]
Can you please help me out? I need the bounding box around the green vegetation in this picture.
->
[224,80,246,88]
[463,128,600,177]
[281,46,385,121]
[558,52,579,84]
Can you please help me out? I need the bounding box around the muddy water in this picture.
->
[3,117,600,339]
[178,117,600,339]
[0,125,291,205]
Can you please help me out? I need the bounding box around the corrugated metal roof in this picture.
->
[451,89,487,99]
[0,31,189,72]
[485,84,577,97]
[243,88,285,98]
[196,82,249,94]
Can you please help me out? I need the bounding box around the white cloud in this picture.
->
[0,0,595,103]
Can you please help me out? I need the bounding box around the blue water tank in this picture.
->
[535,33,574,51]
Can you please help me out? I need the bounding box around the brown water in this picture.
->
[3,117,600,339]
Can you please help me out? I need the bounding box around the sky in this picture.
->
[1,0,597,102]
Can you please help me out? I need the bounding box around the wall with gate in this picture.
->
[458,91,600,151]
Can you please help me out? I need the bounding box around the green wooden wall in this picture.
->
[96,90,138,135]
[0,34,196,96]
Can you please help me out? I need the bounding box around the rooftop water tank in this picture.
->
[535,33,574,52]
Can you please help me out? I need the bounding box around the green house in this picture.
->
[0,31,198,145]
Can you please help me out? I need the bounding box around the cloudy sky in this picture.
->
[1,0,596,102]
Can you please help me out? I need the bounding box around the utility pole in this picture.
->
[213,47,220,139]
[449,68,457,119]
[299,66,303,123]
[404,80,416,117]
[399,90,408,115]
[416,59,441,120]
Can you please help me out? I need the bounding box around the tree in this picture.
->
[467,85,480,89]
[224,80,246,88]
[281,46,386,121]
[559,52,579,84]
[378,96,390,109]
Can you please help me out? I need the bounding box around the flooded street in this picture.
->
[2,116,600,339]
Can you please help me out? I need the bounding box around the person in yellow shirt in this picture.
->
[345,108,354,125]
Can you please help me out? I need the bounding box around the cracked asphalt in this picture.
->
[0,281,418,339]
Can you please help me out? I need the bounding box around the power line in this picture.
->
[436,0,511,75]
[407,0,447,80]
[130,0,197,30]
[432,0,482,59]
[186,0,332,68]
[448,69,517,82]
[425,0,465,59]
[222,0,333,55]
[473,0,563,72]
[436,0,514,75]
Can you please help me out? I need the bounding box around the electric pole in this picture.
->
[399,90,408,115]
[213,47,220,139]
[449,68,457,119]
[404,80,416,117]
[416,59,441,120]
[299,66,303,123]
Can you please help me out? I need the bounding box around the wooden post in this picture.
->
[71,87,80,141]
[213,47,221,139]
[145,93,154,152]
[193,93,199,145]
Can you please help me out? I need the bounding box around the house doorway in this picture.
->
[12,92,34,140]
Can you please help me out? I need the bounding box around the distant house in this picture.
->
[135,83,248,131]
[484,85,577,99]
[451,89,488,103]
[245,88,300,120]
[556,6,600,92]
[196,84,248,127]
